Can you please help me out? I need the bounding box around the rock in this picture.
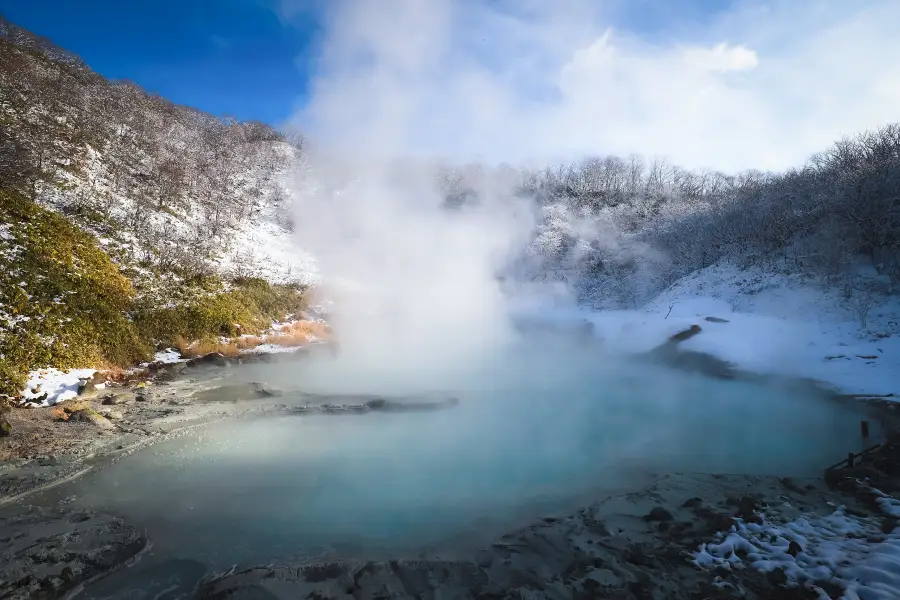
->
[102,393,130,405]
[0,505,147,599]
[251,382,282,398]
[643,507,674,522]
[60,399,90,413]
[668,324,702,343]
[77,379,97,396]
[151,362,187,382]
[187,352,228,368]
[787,540,803,557]
[99,409,123,420]
[0,419,11,437]
[703,512,735,534]
[766,567,788,587]
[734,496,763,524]
[66,409,114,429]
[682,497,703,508]
[704,316,730,323]
[475,550,494,568]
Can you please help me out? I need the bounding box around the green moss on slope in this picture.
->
[0,190,310,401]
[134,277,308,345]
[0,189,152,399]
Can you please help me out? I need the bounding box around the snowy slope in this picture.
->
[214,207,319,287]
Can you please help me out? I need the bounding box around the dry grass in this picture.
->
[236,336,263,350]
[171,334,241,358]
[279,320,332,339]
[260,320,331,348]
[264,331,311,347]
[167,320,331,359]
[97,365,130,383]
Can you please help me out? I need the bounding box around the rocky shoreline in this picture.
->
[0,348,898,599]
[196,471,890,600]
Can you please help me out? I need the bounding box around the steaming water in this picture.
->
[63,335,876,584]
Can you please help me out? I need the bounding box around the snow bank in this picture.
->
[20,368,97,406]
[693,496,900,600]
[520,263,900,397]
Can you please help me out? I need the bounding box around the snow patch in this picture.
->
[241,343,308,355]
[151,349,187,365]
[693,497,900,600]
[20,368,97,406]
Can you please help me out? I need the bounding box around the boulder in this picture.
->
[0,419,11,437]
[643,507,674,522]
[102,393,131,406]
[98,408,124,420]
[186,352,228,368]
[77,378,98,396]
[66,409,114,429]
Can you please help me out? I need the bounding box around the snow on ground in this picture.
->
[522,262,900,396]
[241,343,309,355]
[693,492,900,600]
[147,349,187,365]
[19,368,97,406]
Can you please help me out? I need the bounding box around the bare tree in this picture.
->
[850,291,876,329]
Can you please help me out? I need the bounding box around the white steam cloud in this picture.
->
[283,0,900,172]
[283,0,900,373]
[291,155,535,376]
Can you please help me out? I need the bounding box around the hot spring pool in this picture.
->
[59,342,876,579]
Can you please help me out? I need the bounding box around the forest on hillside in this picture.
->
[0,14,302,282]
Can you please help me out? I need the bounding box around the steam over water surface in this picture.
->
[64,337,874,571]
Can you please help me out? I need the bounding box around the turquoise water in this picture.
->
[66,341,874,572]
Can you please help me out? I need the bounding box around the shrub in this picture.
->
[0,188,152,399]
[133,277,308,348]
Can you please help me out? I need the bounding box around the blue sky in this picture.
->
[0,0,319,125]
[0,0,736,129]
[0,0,738,129]
[2,0,896,172]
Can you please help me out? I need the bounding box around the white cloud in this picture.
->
[290,0,900,173]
